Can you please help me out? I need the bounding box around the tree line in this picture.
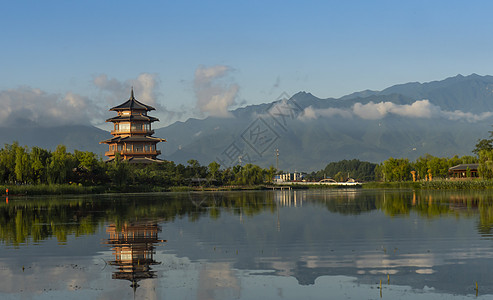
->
[376,154,477,182]
[307,155,482,182]
[0,142,277,187]
[2,141,491,187]
[307,159,378,182]
[373,130,493,182]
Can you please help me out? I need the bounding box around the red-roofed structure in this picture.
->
[101,89,166,162]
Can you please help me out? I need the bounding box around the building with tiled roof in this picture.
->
[448,163,479,178]
[100,89,166,162]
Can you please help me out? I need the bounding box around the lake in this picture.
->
[1,189,493,299]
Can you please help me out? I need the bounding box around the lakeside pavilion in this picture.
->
[448,163,479,179]
[100,89,166,163]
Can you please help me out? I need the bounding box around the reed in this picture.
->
[1,184,106,195]
[363,179,493,190]
[421,179,493,190]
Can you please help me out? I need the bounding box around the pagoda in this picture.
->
[101,89,166,163]
[105,222,166,292]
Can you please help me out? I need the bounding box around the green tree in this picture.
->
[107,153,130,186]
[235,164,265,185]
[381,157,412,182]
[0,142,19,183]
[334,171,345,182]
[413,154,433,180]
[473,138,493,156]
[309,159,377,182]
[73,150,106,185]
[460,155,478,164]
[208,161,220,180]
[31,146,50,184]
[427,156,449,178]
[14,145,31,183]
[186,159,207,179]
[47,145,77,184]
[478,149,493,179]
[265,166,277,183]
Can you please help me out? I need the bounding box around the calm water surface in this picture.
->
[1,189,493,299]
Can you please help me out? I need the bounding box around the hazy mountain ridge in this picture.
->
[375,73,493,112]
[1,74,492,170]
[157,74,493,170]
[0,125,109,156]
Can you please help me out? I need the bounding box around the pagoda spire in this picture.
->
[130,87,135,100]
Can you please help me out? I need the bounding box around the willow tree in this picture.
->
[478,149,493,179]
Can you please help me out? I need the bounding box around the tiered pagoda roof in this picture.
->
[106,114,159,123]
[101,135,165,144]
[110,89,155,111]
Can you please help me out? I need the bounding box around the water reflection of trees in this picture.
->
[373,191,493,236]
[0,192,276,245]
[2,190,493,245]
[274,190,493,236]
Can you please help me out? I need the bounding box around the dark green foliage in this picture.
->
[309,159,378,182]
[473,126,493,156]
[377,154,479,182]
[0,191,278,245]
[473,138,493,156]
[380,157,412,182]
[0,143,109,186]
[0,141,485,189]
[0,143,279,190]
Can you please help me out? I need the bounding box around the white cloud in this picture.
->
[353,100,436,119]
[441,109,493,122]
[0,87,104,127]
[0,73,192,128]
[299,99,493,123]
[299,106,353,120]
[133,73,159,107]
[93,73,189,127]
[93,72,161,108]
[193,65,239,117]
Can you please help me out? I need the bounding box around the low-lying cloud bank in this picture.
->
[0,73,188,128]
[0,87,103,127]
[0,65,241,128]
[299,100,493,122]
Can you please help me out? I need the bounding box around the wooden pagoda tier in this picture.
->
[104,222,166,292]
[100,89,166,162]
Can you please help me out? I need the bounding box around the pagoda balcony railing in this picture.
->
[105,149,161,157]
[111,129,155,135]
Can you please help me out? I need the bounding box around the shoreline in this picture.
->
[3,179,493,196]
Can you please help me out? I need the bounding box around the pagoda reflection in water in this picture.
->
[105,222,166,291]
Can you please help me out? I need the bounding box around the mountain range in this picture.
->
[3,74,493,171]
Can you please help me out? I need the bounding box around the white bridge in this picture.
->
[274,179,361,186]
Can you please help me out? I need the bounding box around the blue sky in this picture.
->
[2,0,493,127]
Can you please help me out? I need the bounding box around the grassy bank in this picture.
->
[420,179,493,189]
[4,180,493,196]
[1,184,107,196]
[362,182,422,189]
[362,179,493,190]
[0,184,274,196]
